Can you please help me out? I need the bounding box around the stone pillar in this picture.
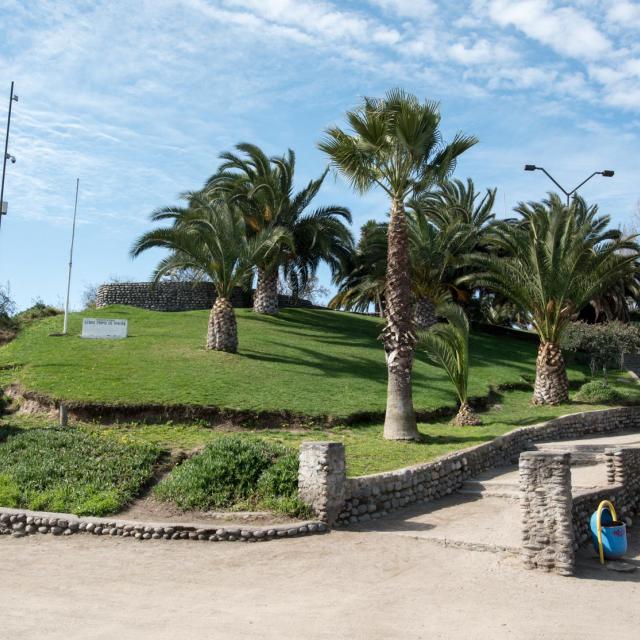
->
[519,451,575,576]
[298,442,346,525]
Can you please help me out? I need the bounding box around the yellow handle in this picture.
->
[596,500,618,565]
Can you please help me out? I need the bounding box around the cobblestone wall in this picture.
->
[0,507,327,542]
[335,407,640,525]
[95,282,312,311]
[95,282,241,311]
[519,452,575,575]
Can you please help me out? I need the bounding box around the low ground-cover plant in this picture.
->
[575,380,623,404]
[0,426,161,516]
[155,435,308,517]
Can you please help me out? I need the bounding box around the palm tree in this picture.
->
[319,89,477,440]
[406,209,472,330]
[131,191,290,353]
[329,220,387,316]
[206,144,353,315]
[422,304,480,426]
[409,178,496,323]
[467,194,640,405]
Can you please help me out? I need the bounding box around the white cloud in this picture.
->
[476,0,611,59]
[607,1,640,28]
[448,39,517,65]
[368,0,437,19]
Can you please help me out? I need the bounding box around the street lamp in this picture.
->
[524,164,614,206]
[0,81,18,232]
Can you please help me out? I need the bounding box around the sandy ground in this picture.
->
[1,528,639,640]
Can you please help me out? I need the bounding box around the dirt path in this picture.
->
[1,529,639,640]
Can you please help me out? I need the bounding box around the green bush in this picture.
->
[0,426,161,516]
[155,435,303,516]
[575,380,623,403]
[15,302,61,325]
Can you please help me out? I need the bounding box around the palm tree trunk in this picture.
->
[253,268,279,315]
[453,402,481,426]
[209,296,238,353]
[413,297,437,331]
[532,341,568,405]
[381,198,419,440]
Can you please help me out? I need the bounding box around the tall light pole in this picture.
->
[63,178,80,335]
[0,81,19,233]
[524,165,614,206]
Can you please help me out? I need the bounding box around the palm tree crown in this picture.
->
[206,143,353,306]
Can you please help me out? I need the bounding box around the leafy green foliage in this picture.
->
[131,192,291,300]
[155,436,305,516]
[0,427,161,515]
[467,195,640,345]
[562,321,640,378]
[575,380,623,403]
[207,143,353,296]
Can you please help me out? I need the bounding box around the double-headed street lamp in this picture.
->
[1,81,19,232]
[524,164,614,206]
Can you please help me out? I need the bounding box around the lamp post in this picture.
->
[0,81,19,232]
[524,165,614,206]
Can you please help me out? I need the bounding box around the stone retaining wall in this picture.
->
[337,407,640,525]
[0,507,327,542]
[95,282,312,312]
[297,407,640,526]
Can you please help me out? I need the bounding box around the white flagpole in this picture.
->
[63,178,80,335]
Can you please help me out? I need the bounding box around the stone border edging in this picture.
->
[0,507,328,543]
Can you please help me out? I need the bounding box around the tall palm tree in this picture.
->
[320,89,477,440]
[131,192,290,353]
[206,143,353,315]
[422,304,480,426]
[467,194,640,405]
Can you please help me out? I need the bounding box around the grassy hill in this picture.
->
[0,306,587,419]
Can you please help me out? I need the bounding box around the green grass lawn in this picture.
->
[0,306,588,418]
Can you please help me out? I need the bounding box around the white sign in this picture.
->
[81,318,128,339]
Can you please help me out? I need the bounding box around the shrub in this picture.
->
[15,302,61,325]
[0,426,161,516]
[155,435,302,515]
[575,380,623,403]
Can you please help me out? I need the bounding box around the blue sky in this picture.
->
[1,0,640,310]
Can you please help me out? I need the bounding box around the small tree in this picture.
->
[421,304,480,426]
[562,321,640,380]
